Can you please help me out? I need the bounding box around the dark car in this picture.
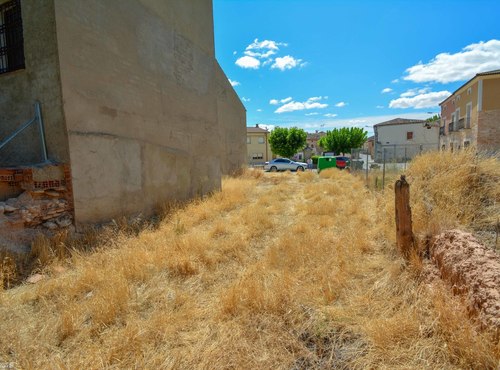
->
[335,156,350,169]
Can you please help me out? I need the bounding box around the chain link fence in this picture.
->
[350,144,438,189]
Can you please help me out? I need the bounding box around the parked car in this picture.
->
[264,158,307,172]
[335,156,350,169]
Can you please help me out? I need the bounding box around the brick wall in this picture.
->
[477,109,500,151]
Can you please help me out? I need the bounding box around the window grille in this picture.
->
[0,0,25,75]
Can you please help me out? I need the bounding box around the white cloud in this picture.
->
[400,90,417,98]
[236,38,304,72]
[257,109,263,112]
[335,102,347,107]
[284,112,433,131]
[305,112,319,116]
[228,79,240,87]
[400,87,432,98]
[381,88,393,94]
[404,39,500,83]
[242,39,283,60]
[376,105,384,109]
[271,55,303,71]
[324,113,338,118]
[258,124,275,131]
[270,97,293,105]
[389,91,451,109]
[391,79,399,83]
[242,97,251,102]
[246,39,285,51]
[244,49,276,59]
[235,55,260,69]
[275,97,328,114]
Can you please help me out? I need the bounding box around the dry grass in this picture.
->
[0,166,498,368]
[375,149,500,251]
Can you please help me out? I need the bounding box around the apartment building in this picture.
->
[439,70,500,151]
[247,125,272,165]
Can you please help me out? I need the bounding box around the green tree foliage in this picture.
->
[318,127,368,155]
[269,127,307,159]
[426,114,441,122]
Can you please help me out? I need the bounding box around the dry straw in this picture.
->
[0,162,498,368]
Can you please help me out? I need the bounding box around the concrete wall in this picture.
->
[53,0,243,224]
[215,63,246,174]
[0,0,69,166]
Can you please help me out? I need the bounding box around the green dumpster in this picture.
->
[317,156,337,173]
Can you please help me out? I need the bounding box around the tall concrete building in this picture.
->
[0,0,246,228]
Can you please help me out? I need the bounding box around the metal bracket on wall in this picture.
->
[0,101,48,163]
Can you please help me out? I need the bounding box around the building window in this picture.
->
[467,87,472,95]
[0,0,25,75]
[464,140,470,148]
[247,136,251,144]
[252,153,263,160]
[258,137,265,144]
[406,131,413,140]
[465,102,472,128]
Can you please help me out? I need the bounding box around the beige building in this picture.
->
[439,70,500,151]
[0,0,246,227]
[247,125,272,165]
[306,131,326,156]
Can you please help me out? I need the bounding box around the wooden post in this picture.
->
[395,175,414,259]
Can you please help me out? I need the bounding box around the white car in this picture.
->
[264,158,307,172]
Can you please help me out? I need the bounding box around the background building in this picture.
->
[246,125,272,165]
[0,0,246,227]
[439,70,500,152]
[374,118,439,162]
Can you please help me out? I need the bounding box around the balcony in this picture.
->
[448,118,466,132]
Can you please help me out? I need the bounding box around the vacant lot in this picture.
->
[1,153,499,368]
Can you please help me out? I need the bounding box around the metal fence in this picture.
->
[374,143,438,163]
[0,101,48,166]
[350,144,438,189]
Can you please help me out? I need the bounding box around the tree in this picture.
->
[318,127,367,155]
[426,114,440,122]
[269,127,307,159]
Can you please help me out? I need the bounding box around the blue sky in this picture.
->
[213,0,500,135]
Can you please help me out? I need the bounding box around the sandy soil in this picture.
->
[430,230,500,334]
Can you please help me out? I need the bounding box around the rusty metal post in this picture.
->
[395,175,414,259]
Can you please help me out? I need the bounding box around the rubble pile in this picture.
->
[0,190,72,230]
